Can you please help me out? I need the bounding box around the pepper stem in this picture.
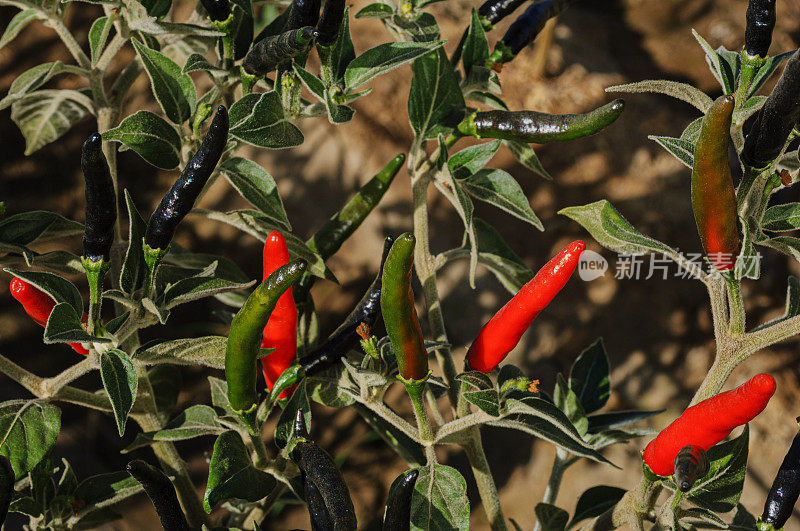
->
[142,240,167,300]
[400,372,435,443]
[82,257,109,337]
[211,13,236,70]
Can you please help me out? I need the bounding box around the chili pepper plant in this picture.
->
[0,0,798,528]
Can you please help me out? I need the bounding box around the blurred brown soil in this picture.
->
[2,0,800,529]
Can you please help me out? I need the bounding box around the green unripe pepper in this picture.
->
[226,259,307,419]
[381,233,428,381]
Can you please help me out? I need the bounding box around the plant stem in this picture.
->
[40,354,97,396]
[404,379,435,443]
[463,427,508,531]
[534,448,568,531]
[248,427,270,469]
[724,273,745,334]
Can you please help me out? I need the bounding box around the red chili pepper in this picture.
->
[643,373,776,476]
[465,240,585,373]
[260,231,299,398]
[9,278,89,355]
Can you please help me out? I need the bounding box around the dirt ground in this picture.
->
[2,0,800,529]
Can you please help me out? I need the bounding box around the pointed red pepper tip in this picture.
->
[749,373,776,396]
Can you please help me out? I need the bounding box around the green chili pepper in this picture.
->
[307,154,405,261]
[690,95,740,272]
[225,259,307,419]
[458,99,625,144]
[381,233,428,381]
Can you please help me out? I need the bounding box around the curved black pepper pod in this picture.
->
[501,0,568,55]
[315,0,345,46]
[673,445,709,492]
[291,441,357,531]
[745,0,776,58]
[762,431,800,528]
[742,49,800,169]
[200,0,230,21]
[243,27,318,75]
[382,469,419,531]
[287,0,322,31]
[478,0,527,26]
[144,105,228,251]
[300,236,393,376]
[304,471,335,531]
[126,460,190,531]
[0,455,14,527]
[81,133,117,262]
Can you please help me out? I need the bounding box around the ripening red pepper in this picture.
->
[465,240,585,373]
[643,373,776,476]
[690,95,740,272]
[260,231,299,398]
[9,278,89,355]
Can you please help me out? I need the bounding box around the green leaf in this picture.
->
[729,503,759,530]
[354,2,393,18]
[324,89,355,124]
[409,47,465,140]
[73,471,143,508]
[691,31,735,94]
[506,141,552,180]
[490,398,611,463]
[0,10,37,51]
[124,0,223,38]
[148,364,182,413]
[559,200,675,255]
[100,349,138,436]
[132,38,196,124]
[457,372,500,416]
[586,410,663,433]
[568,486,626,528]
[11,90,91,155]
[208,376,232,412]
[228,0,254,61]
[680,507,728,529]
[136,336,229,369]
[345,40,445,90]
[760,236,800,264]
[607,80,712,112]
[685,426,749,513]
[123,405,224,452]
[322,7,355,84]
[461,168,542,229]
[351,403,425,466]
[554,373,588,436]
[119,190,148,294]
[462,9,489,73]
[44,302,110,344]
[229,91,303,149]
[182,53,226,74]
[89,16,114,64]
[5,269,82,315]
[0,62,68,111]
[293,64,326,100]
[649,136,694,168]
[448,140,500,180]
[391,11,440,43]
[680,117,702,142]
[0,210,82,258]
[568,338,610,415]
[103,111,181,169]
[748,50,795,99]
[535,503,568,531]
[193,209,332,280]
[763,203,800,232]
[410,464,470,530]
[160,263,255,309]
[0,400,60,480]
[204,431,277,512]
[274,381,310,448]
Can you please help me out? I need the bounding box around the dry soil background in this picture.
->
[2,0,800,528]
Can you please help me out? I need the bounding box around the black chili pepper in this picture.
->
[382,469,419,531]
[126,460,190,531]
[315,0,345,46]
[0,456,13,527]
[81,133,117,262]
[305,472,335,531]
[200,0,230,21]
[290,441,357,531]
[762,430,800,529]
[673,445,710,492]
[459,99,625,144]
[742,50,800,169]
[745,0,776,58]
[243,27,318,75]
[287,0,322,31]
[487,0,570,64]
[300,236,392,376]
[477,0,527,26]
[144,105,228,251]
